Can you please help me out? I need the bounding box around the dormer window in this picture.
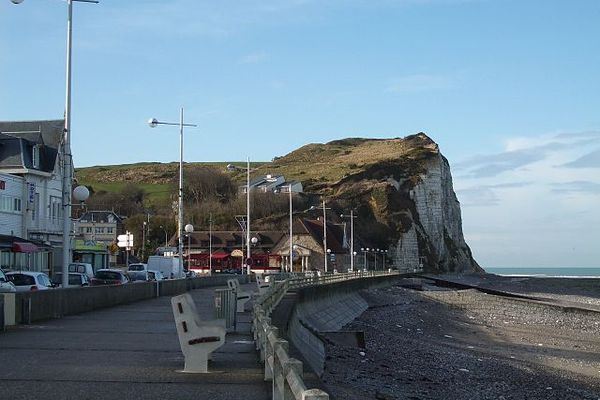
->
[32,145,40,169]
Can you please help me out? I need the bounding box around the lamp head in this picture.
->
[184,224,194,233]
[11,0,25,4]
[148,118,159,128]
[73,185,90,203]
[251,237,258,244]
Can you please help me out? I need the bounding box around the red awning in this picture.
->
[12,242,39,253]
[211,253,229,260]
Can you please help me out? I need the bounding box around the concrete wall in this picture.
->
[279,275,402,376]
[8,274,248,325]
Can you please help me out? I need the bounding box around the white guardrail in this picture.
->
[253,270,399,400]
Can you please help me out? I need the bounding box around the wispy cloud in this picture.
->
[240,51,269,64]
[456,131,600,178]
[457,182,533,206]
[551,181,600,195]
[386,74,455,93]
[561,148,600,169]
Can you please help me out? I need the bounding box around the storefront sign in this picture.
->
[28,183,36,203]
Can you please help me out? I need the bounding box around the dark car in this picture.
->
[51,272,90,287]
[91,269,130,286]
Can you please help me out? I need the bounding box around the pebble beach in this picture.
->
[321,275,600,399]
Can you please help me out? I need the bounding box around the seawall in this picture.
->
[274,274,403,375]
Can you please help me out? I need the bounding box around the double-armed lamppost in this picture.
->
[10,0,99,289]
[148,108,197,276]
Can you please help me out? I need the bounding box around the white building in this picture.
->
[239,174,304,194]
[0,120,67,273]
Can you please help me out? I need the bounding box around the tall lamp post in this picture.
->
[246,158,251,274]
[340,210,357,272]
[148,109,197,276]
[159,225,168,247]
[208,214,213,275]
[361,247,369,270]
[10,0,100,289]
[184,224,193,272]
[310,200,331,272]
[288,184,293,273]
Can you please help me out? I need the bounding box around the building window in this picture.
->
[0,195,22,214]
[50,196,62,222]
[86,227,92,233]
[95,227,104,234]
[107,227,114,234]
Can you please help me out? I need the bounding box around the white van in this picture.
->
[147,256,184,279]
[69,262,94,279]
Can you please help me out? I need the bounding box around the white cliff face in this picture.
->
[392,153,479,273]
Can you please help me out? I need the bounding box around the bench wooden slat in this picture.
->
[188,336,221,345]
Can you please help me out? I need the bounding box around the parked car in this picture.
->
[127,270,150,282]
[51,272,90,288]
[127,263,148,272]
[6,271,54,292]
[147,270,165,281]
[0,268,16,293]
[90,269,130,286]
[68,262,95,279]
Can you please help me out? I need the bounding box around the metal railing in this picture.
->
[253,270,399,399]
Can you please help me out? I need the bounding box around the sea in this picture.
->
[486,267,600,278]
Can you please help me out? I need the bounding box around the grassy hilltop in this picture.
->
[76,133,438,201]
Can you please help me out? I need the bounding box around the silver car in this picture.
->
[0,269,16,293]
[6,271,54,292]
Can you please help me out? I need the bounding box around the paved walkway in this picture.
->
[0,283,270,400]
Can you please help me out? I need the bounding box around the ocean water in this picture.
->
[486,267,600,278]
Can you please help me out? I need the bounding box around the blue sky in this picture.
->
[1,0,599,268]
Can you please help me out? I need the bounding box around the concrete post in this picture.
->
[283,358,303,400]
[273,339,289,400]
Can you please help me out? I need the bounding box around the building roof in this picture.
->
[77,210,124,224]
[0,120,64,173]
[300,218,346,253]
[183,230,285,249]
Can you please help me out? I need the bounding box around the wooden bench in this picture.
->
[171,293,226,373]
[227,278,252,312]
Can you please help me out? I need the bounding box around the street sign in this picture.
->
[117,232,134,248]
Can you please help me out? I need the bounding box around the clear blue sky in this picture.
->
[1,0,599,268]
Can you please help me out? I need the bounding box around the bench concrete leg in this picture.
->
[183,352,210,373]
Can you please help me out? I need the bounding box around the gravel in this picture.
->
[321,277,600,400]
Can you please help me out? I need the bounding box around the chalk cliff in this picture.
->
[272,133,482,273]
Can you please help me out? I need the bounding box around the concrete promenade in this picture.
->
[0,282,270,400]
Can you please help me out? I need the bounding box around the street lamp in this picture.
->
[208,214,213,275]
[184,224,193,272]
[148,109,197,276]
[159,225,168,247]
[288,184,293,273]
[361,247,367,270]
[340,211,357,272]
[309,200,331,272]
[11,0,100,289]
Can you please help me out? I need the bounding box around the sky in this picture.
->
[1,0,599,268]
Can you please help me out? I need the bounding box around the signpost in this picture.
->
[117,231,134,266]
